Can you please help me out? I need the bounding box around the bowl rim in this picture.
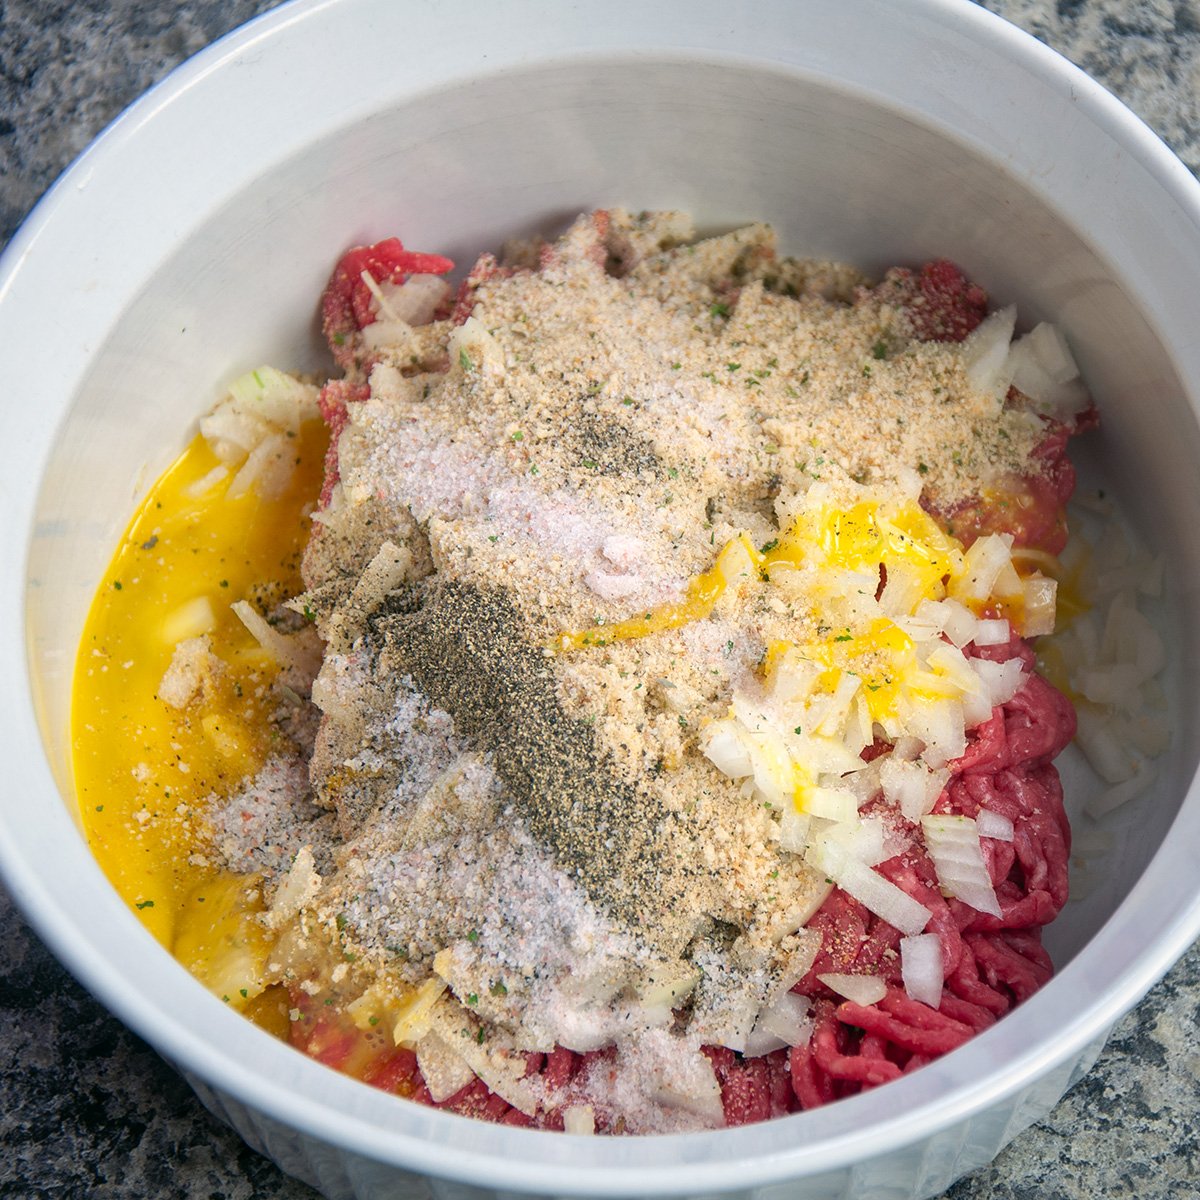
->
[2,0,1200,1193]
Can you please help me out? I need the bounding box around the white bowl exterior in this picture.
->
[3,1,1200,1198]
[187,1033,1109,1200]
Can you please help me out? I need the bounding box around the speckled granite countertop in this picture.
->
[2,2,1199,1197]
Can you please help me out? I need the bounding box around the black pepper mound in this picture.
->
[375,582,700,954]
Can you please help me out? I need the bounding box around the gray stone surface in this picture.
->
[1,1,1197,1197]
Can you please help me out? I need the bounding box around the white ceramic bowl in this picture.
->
[3,2,1200,1197]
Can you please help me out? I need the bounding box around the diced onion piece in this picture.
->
[198,409,272,462]
[951,534,1015,605]
[415,1031,475,1103]
[878,562,929,618]
[702,722,754,780]
[449,315,505,377]
[1076,663,1145,707]
[1005,322,1090,418]
[892,735,925,762]
[900,933,944,1008]
[778,802,811,854]
[972,618,1010,647]
[1021,574,1057,637]
[563,1106,596,1136]
[226,365,320,432]
[1132,612,1167,681]
[920,814,1001,917]
[841,694,872,759]
[841,759,884,807]
[227,431,295,501]
[361,317,415,351]
[265,845,321,928]
[392,977,448,1045]
[880,756,944,822]
[972,656,1026,707]
[936,598,979,649]
[818,973,887,1006]
[379,273,451,325]
[742,1026,789,1057]
[163,596,216,644]
[755,991,813,1048]
[769,650,821,706]
[962,304,1017,399]
[814,671,862,737]
[823,815,886,866]
[184,464,230,499]
[472,1055,544,1117]
[975,808,1015,841]
[806,842,931,936]
[926,643,992,727]
[648,1051,724,1122]
[803,786,858,823]
[232,600,324,682]
[635,968,700,1009]
[902,694,965,769]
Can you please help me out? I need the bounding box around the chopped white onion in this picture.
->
[198,408,271,462]
[804,786,859,824]
[972,618,1010,647]
[921,814,1001,917]
[841,759,883,807]
[900,933,944,1008]
[183,464,230,499]
[741,1026,788,1057]
[232,600,324,684]
[162,596,216,645]
[972,655,1026,707]
[414,1032,475,1103]
[1076,663,1146,707]
[380,273,451,325]
[975,808,1015,841]
[702,723,754,780]
[227,431,293,501]
[1021,574,1057,637]
[648,1051,724,1122]
[563,1106,596,1136]
[225,365,320,432]
[937,598,979,649]
[778,803,812,854]
[823,815,886,866]
[361,317,416,351]
[962,304,1017,399]
[951,534,1015,605]
[449,314,506,377]
[747,991,813,1054]
[807,842,931,935]
[902,694,966,769]
[1005,322,1090,418]
[817,973,887,1006]
[880,756,943,823]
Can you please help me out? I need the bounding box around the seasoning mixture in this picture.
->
[75,210,1103,1132]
